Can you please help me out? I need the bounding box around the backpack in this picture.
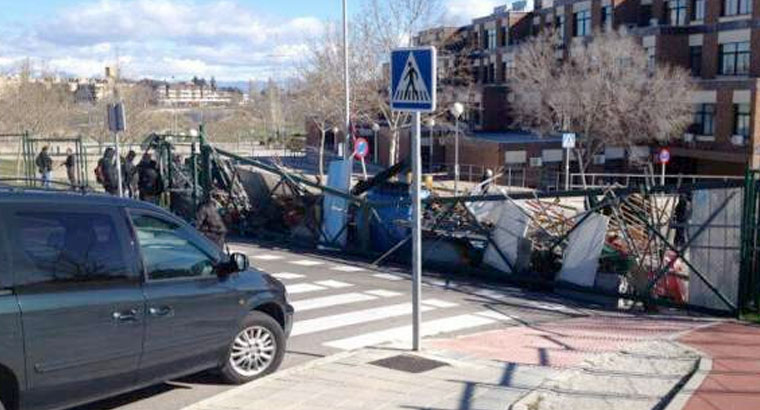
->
[94,162,105,184]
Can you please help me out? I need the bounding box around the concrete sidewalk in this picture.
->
[184,315,714,410]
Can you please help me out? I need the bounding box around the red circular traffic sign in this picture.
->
[354,138,370,159]
[659,148,671,164]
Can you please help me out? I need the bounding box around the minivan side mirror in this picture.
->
[231,252,250,272]
[216,252,250,278]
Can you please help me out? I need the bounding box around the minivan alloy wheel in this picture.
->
[229,326,276,377]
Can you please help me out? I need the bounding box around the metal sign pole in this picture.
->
[114,131,123,198]
[411,112,422,352]
[565,147,571,191]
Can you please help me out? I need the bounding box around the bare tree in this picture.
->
[511,29,694,173]
[354,0,444,164]
[293,24,344,182]
[0,61,73,135]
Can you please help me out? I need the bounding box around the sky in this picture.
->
[0,0,505,82]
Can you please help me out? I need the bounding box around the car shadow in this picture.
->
[70,370,224,410]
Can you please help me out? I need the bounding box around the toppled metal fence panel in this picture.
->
[688,187,743,312]
[322,160,351,248]
[482,201,529,275]
[558,213,610,287]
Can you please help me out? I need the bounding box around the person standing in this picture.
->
[96,148,119,195]
[35,146,53,188]
[137,152,163,204]
[196,192,227,249]
[123,150,138,198]
[61,148,77,188]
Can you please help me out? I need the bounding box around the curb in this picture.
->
[663,353,712,410]
[181,350,362,410]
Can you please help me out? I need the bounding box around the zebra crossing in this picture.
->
[246,252,519,352]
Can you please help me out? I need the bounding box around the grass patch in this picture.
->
[0,158,19,178]
[742,312,760,325]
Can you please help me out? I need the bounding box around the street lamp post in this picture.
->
[450,102,464,196]
[372,123,380,164]
[332,126,340,157]
[342,0,351,160]
[425,118,436,173]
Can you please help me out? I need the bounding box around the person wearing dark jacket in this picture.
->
[61,148,77,188]
[35,146,53,188]
[123,150,138,198]
[97,148,119,195]
[196,193,227,249]
[137,152,163,204]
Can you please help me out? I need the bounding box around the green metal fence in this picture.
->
[740,168,760,312]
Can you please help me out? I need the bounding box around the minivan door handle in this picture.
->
[112,309,139,323]
[149,306,174,318]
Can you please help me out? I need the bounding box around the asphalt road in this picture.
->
[74,241,591,410]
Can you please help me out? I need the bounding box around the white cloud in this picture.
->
[0,0,324,81]
[445,0,502,24]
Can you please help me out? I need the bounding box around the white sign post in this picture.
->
[562,133,576,190]
[391,46,437,352]
[107,102,127,198]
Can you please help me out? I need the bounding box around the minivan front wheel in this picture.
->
[220,312,285,384]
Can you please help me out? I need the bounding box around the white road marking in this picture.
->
[323,313,497,350]
[272,273,306,280]
[291,259,324,267]
[315,280,354,289]
[291,302,439,337]
[421,299,459,308]
[251,254,284,261]
[332,265,366,272]
[286,283,327,295]
[474,310,517,321]
[364,290,402,298]
[372,273,403,281]
[292,293,377,312]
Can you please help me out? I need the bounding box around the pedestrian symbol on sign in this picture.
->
[393,53,430,103]
[390,46,437,112]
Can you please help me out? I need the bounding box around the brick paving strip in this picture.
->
[182,315,719,410]
[674,323,760,410]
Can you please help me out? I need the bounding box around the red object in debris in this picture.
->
[649,251,687,304]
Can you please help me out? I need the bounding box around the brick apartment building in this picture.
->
[460,0,760,178]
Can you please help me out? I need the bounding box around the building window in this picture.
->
[488,63,495,83]
[640,4,653,26]
[668,0,687,25]
[719,42,750,75]
[692,0,705,19]
[487,29,497,50]
[693,104,715,135]
[500,26,508,47]
[646,46,656,71]
[723,0,752,15]
[574,10,591,37]
[734,104,751,137]
[601,6,613,30]
[504,60,515,80]
[556,14,566,41]
[689,46,702,77]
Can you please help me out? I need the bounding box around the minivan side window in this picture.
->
[131,214,215,281]
[10,211,132,288]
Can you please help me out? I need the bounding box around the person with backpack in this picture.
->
[137,152,163,204]
[96,148,119,195]
[35,146,53,188]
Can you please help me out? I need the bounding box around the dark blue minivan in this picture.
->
[0,190,293,410]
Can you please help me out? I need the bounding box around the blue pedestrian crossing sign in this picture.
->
[390,47,437,112]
